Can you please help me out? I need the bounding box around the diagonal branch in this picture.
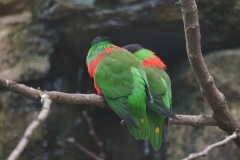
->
[82,111,106,160]
[66,138,103,160]
[182,132,239,160]
[0,78,218,127]
[7,94,52,160]
[176,0,240,147]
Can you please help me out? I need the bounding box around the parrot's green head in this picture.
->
[91,36,110,45]
[123,44,154,61]
[123,44,166,69]
[87,36,114,63]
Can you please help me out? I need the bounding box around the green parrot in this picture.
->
[86,36,153,140]
[123,44,174,150]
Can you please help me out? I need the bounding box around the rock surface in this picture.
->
[1,0,240,82]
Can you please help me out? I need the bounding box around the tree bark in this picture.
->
[0,77,218,127]
[177,0,240,147]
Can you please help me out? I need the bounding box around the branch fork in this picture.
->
[6,93,52,160]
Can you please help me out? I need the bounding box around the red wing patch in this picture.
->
[142,56,166,70]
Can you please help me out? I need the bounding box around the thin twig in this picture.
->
[7,94,52,160]
[177,0,240,147]
[182,132,239,160]
[66,137,103,160]
[82,110,106,160]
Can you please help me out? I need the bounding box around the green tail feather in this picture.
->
[147,110,165,150]
[127,114,150,140]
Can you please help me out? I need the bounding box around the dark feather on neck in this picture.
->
[91,36,109,45]
[123,44,143,53]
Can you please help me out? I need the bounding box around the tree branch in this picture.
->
[66,137,103,160]
[0,78,108,108]
[0,78,218,127]
[177,0,240,147]
[170,114,218,127]
[7,94,52,160]
[182,132,239,160]
[82,110,106,160]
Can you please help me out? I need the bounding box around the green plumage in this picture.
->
[95,53,150,139]
[87,37,153,140]
[123,44,173,150]
[144,67,171,150]
[147,110,165,150]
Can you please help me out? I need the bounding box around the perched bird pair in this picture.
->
[86,36,178,150]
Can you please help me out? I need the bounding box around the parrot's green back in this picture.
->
[95,51,150,139]
[87,37,153,140]
[144,67,171,150]
[123,44,173,150]
[144,67,171,109]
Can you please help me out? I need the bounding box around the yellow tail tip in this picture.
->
[140,118,144,123]
[155,127,160,133]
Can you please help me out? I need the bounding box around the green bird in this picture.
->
[123,44,175,150]
[86,36,153,140]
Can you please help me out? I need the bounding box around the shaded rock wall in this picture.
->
[1,0,240,82]
[0,0,57,82]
